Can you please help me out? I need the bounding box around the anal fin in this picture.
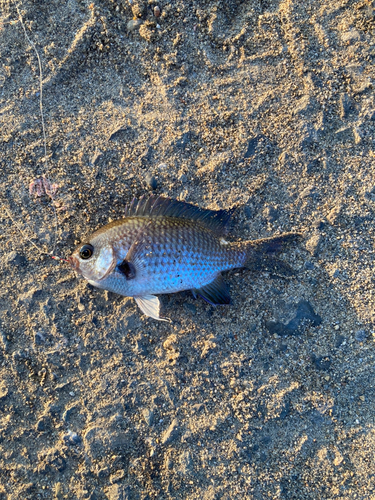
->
[134,295,171,322]
[193,274,231,305]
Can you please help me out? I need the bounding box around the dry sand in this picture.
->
[0,0,375,498]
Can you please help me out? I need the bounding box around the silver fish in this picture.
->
[68,195,299,321]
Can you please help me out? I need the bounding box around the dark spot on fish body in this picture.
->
[117,260,136,280]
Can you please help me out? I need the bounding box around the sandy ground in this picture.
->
[0,0,375,498]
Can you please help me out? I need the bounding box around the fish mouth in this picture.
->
[67,255,80,273]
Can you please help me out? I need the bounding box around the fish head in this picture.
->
[68,238,117,282]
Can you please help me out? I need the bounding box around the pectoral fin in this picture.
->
[193,274,231,305]
[134,295,171,322]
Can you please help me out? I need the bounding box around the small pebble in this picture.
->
[142,408,154,426]
[154,6,161,17]
[145,173,157,190]
[63,430,81,446]
[127,19,142,32]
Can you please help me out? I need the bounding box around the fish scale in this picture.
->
[68,195,300,321]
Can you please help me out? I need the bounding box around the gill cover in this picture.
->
[90,246,116,281]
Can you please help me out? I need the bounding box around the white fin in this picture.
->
[134,295,171,322]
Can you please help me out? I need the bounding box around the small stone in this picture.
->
[110,469,125,484]
[334,324,340,330]
[127,19,142,32]
[161,418,179,445]
[154,6,161,17]
[353,126,363,144]
[158,163,168,170]
[178,173,188,183]
[306,233,322,257]
[335,335,346,348]
[142,408,154,426]
[145,173,157,190]
[63,430,81,446]
[355,329,367,342]
[313,219,326,230]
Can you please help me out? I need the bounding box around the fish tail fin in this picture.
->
[243,232,302,278]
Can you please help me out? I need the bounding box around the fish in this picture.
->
[68,195,300,321]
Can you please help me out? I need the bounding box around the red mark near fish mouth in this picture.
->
[51,255,69,263]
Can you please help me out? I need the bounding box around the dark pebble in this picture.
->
[145,174,157,190]
[305,233,322,257]
[178,173,188,183]
[266,300,322,336]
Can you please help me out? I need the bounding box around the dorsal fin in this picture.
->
[124,195,234,235]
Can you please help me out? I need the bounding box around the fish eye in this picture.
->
[79,244,94,260]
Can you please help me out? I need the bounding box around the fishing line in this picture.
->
[1,4,63,262]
